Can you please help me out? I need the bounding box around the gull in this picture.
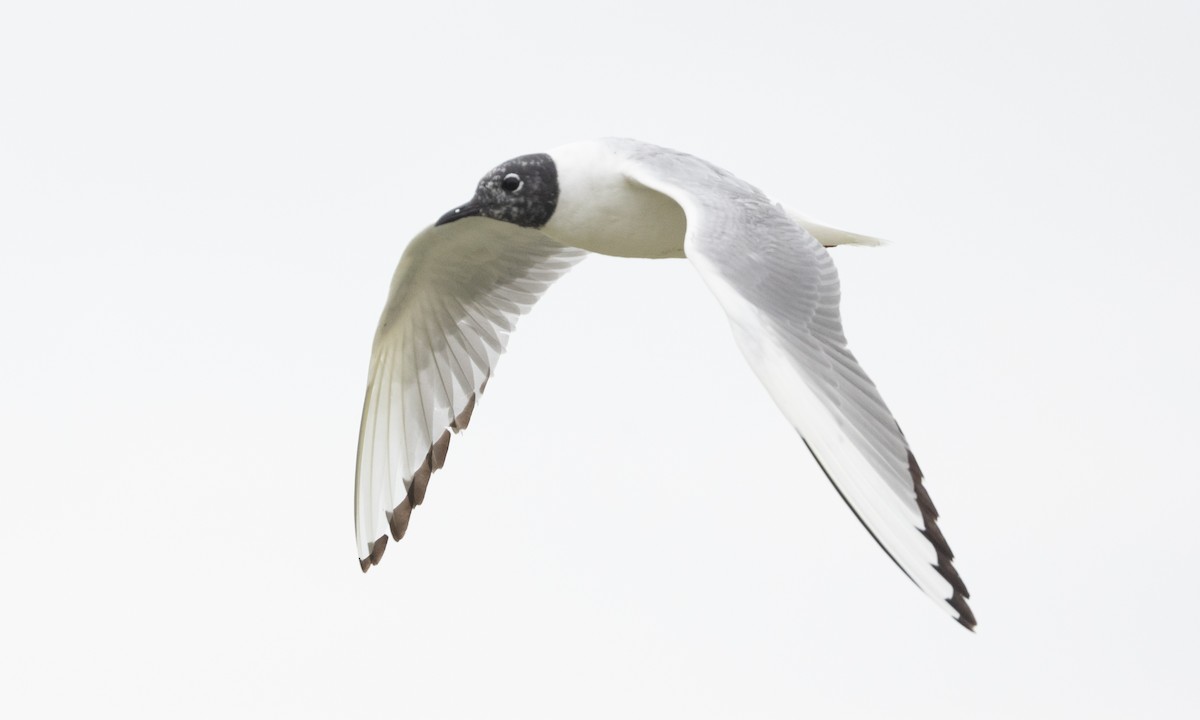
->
[354,138,975,629]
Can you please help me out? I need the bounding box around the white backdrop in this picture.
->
[3,1,1198,717]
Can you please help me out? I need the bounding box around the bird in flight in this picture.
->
[354,138,975,630]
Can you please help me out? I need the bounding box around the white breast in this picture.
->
[542,140,687,259]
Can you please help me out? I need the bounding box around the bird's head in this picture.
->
[436,153,560,229]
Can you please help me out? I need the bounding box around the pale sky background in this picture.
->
[3,1,1198,717]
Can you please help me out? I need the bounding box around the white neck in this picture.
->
[541,140,686,259]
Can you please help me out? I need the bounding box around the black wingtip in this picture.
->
[949,592,977,631]
[450,393,476,432]
[387,498,413,541]
[361,417,465,571]
[360,534,389,572]
[799,435,977,630]
[907,450,977,631]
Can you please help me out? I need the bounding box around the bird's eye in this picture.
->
[501,173,522,193]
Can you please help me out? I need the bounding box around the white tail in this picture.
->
[787,210,886,248]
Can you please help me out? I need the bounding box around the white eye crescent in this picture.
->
[501,173,522,193]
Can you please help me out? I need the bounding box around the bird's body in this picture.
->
[354,138,975,629]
